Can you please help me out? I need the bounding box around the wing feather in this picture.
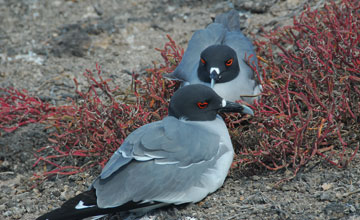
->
[92,117,228,208]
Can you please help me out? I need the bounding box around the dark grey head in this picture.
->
[197,45,240,86]
[168,84,253,121]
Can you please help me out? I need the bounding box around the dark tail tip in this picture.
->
[36,189,100,220]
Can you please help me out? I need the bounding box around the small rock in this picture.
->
[349,204,356,213]
[3,210,12,217]
[50,24,91,57]
[15,192,30,201]
[335,192,343,199]
[252,175,260,181]
[0,160,10,169]
[348,184,356,192]
[0,204,6,212]
[1,185,12,195]
[52,190,61,197]
[321,183,333,191]
[233,0,277,13]
[11,206,26,216]
[281,185,293,191]
[319,192,331,201]
[23,199,35,212]
[286,0,303,8]
[324,203,347,218]
[33,188,40,195]
[0,197,7,204]
[265,185,272,191]
[60,192,67,201]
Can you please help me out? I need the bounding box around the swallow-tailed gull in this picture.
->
[37,84,253,220]
[168,10,262,104]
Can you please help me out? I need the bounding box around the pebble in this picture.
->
[0,204,6,211]
[3,210,12,217]
[319,192,330,201]
[233,0,276,13]
[11,206,26,216]
[281,185,293,191]
[23,199,36,212]
[321,182,333,191]
[33,188,40,195]
[0,160,10,169]
[15,192,30,201]
[265,185,272,191]
[0,197,6,204]
[348,204,356,213]
[60,191,68,201]
[52,190,61,197]
[1,185,12,195]
[252,175,260,181]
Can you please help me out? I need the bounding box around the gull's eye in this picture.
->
[197,101,208,109]
[225,58,233,67]
[200,58,206,64]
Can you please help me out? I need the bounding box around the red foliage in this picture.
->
[0,36,181,181]
[30,36,181,180]
[134,35,181,114]
[230,0,359,176]
[0,88,56,133]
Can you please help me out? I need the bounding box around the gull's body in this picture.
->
[169,10,261,104]
[37,84,253,220]
[94,116,233,208]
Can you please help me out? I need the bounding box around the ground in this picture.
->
[1,0,360,219]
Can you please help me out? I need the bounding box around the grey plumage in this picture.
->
[93,116,232,208]
[37,84,253,220]
[92,85,252,209]
[168,10,261,104]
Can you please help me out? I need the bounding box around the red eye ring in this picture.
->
[197,102,208,109]
[225,58,233,67]
[200,58,206,64]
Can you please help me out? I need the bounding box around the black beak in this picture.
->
[218,101,254,116]
[210,70,221,88]
[210,70,221,81]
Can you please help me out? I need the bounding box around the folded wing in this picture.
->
[93,117,227,208]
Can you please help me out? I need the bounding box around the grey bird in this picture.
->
[36,84,253,220]
[168,10,262,104]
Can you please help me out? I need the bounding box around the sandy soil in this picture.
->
[1,0,360,219]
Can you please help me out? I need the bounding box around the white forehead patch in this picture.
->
[222,99,227,107]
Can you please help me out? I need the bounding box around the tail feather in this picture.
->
[37,189,166,220]
[36,189,104,220]
[214,9,241,31]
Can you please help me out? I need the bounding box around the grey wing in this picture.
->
[169,23,227,83]
[92,117,227,208]
[99,122,161,180]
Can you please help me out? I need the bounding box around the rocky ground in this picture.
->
[1,0,360,219]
